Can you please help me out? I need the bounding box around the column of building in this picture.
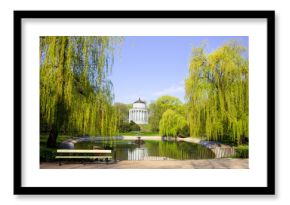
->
[129,109,149,124]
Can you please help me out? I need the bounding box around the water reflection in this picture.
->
[75,140,215,161]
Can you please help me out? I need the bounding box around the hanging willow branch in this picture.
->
[185,41,248,145]
[40,36,122,147]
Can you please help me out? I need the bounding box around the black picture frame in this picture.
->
[14,10,275,195]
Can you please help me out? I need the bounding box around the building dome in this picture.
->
[134,98,145,104]
[133,98,146,109]
[129,98,149,125]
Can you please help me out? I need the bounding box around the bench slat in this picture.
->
[57,149,111,153]
[56,156,112,159]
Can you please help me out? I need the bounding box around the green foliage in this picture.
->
[40,36,122,147]
[185,41,248,145]
[178,124,190,138]
[114,103,130,121]
[149,95,184,132]
[40,147,57,162]
[129,121,141,131]
[118,120,141,133]
[235,145,249,158]
[119,122,131,133]
[159,109,188,137]
[114,102,131,132]
[139,124,151,133]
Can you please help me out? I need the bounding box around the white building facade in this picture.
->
[129,98,149,124]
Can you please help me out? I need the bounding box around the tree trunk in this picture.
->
[47,127,58,148]
[239,135,246,145]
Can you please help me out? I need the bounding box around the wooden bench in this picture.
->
[56,149,112,165]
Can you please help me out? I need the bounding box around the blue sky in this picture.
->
[110,36,248,104]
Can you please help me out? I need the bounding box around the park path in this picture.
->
[40,158,248,169]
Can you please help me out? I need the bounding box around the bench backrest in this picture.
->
[57,149,111,154]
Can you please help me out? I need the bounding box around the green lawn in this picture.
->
[40,134,72,146]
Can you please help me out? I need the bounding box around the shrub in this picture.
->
[40,148,57,162]
[235,145,249,158]
[119,121,141,132]
[129,121,141,131]
[119,122,131,132]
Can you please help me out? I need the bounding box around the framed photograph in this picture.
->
[14,10,275,195]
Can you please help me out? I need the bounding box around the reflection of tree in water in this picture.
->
[145,140,215,160]
[74,140,215,160]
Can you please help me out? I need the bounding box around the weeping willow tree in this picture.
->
[185,41,248,145]
[159,109,187,137]
[40,36,121,148]
[149,95,184,132]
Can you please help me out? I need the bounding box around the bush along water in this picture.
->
[235,145,249,158]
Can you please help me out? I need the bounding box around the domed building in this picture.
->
[129,98,149,124]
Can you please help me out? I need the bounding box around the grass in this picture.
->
[40,134,72,146]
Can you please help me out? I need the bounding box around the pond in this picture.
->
[74,139,215,161]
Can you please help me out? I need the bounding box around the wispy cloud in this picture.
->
[153,81,185,97]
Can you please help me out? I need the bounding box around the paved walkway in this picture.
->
[40,158,248,169]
